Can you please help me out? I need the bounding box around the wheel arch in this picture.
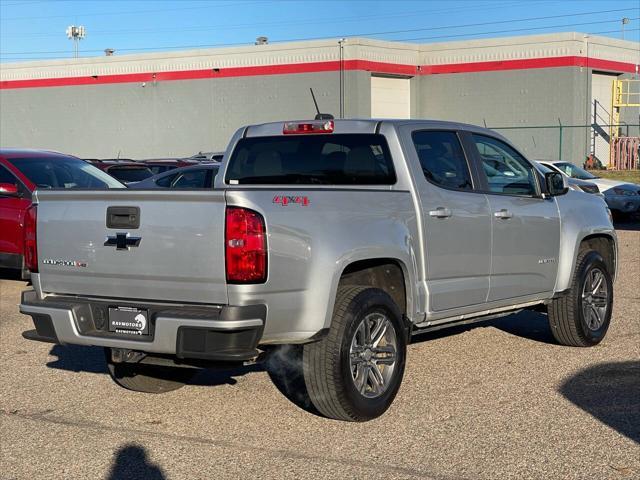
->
[323,255,416,330]
[557,231,617,292]
[579,234,617,278]
[340,258,409,315]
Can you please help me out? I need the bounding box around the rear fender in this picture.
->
[325,250,418,330]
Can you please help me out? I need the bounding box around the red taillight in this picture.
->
[225,207,267,284]
[24,204,38,273]
[283,120,334,135]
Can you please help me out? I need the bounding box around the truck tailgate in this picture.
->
[34,190,228,304]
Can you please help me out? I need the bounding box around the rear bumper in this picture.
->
[20,290,265,362]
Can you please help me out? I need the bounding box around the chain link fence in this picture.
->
[487,122,640,168]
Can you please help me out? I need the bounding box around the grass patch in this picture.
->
[588,170,640,184]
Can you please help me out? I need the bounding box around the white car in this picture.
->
[535,162,601,195]
[539,161,640,214]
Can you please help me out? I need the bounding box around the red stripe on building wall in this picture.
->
[0,56,636,90]
[421,55,638,74]
[0,60,416,90]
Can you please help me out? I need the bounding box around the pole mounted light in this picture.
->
[66,25,86,58]
[621,18,630,40]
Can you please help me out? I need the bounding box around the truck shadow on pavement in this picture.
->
[559,361,640,444]
[47,344,108,374]
[46,344,264,387]
[45,344,318,414]
[106,444,166,480]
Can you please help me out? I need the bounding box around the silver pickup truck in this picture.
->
[21,119,617,421]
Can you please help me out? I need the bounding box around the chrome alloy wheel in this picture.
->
[349,312,398,399]
[581,267,609,331]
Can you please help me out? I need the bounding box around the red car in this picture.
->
[88,159,154,185]
[0,149,123,276]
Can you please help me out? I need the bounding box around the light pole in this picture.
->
[338,38,346,119]
[66,25,86,58]
[622,18,630,40]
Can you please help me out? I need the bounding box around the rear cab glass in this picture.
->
[225,134,396,185]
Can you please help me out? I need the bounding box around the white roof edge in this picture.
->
[1,33,637,80]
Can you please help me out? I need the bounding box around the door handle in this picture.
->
[428,207,452,218]
[494,209,513,219]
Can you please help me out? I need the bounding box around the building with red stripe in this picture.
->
[1,33,638,163]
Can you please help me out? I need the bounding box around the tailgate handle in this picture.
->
[106,206,140,229]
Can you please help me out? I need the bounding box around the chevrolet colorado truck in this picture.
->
[20,119,617,422]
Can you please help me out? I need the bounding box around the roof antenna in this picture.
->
[310,88,334,120]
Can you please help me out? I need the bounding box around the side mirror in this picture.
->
[545,172,569,196]
[0,182,20,197]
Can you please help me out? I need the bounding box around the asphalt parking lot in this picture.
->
[1,222,638,480]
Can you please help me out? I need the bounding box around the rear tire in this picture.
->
[104,348,196,393]
[302,286,407,421]
[547,249,613,347]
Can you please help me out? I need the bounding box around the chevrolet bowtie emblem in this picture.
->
[104,232,142,250]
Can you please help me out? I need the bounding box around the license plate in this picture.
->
[108,307,149,336]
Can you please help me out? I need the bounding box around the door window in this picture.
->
[155,172,178,187]
[472,135,538,196]
[411,131,473,190]
[0,165,17,184]
[0,164,29,197]
[171,169,208,188]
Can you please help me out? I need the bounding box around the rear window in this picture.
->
[108,167,153,183]
[10,157,124,189]
[225,134,396,185]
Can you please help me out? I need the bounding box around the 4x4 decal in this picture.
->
[273,195,310,206]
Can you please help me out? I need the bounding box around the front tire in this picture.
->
[547,249,613,347]
[303,286,407,421]
[104,348,196,393]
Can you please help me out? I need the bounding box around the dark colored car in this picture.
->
[140,158,199,175]
[129,163,219,189]
[0,149,123,276]
[88,160,154,184]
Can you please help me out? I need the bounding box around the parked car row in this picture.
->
[538,160,640,214]
[85,154,223,184]
[129,163,219,189]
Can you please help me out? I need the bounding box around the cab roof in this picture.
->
[243,118,506,139]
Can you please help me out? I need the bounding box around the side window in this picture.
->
[171,169,208,188]
[472,134,538,196]
[0,165,16,184]
[411,131,473,190]
[0,165,29,197]
[155,173,178,187]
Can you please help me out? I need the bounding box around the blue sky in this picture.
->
[1,0,638,62]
